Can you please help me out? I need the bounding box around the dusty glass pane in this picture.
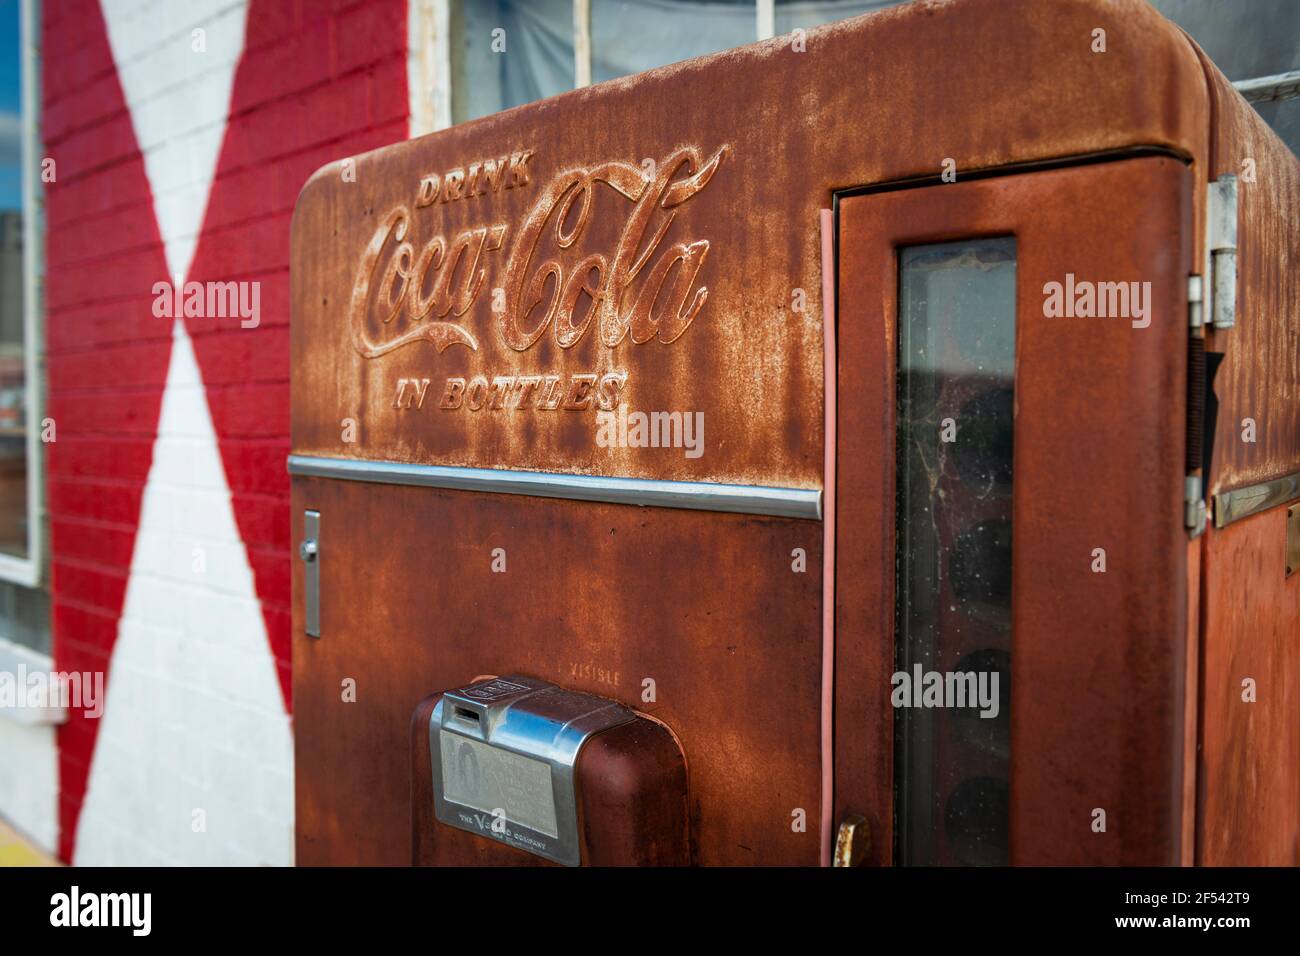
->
[0,0,29,561]
[895,237,1015,866]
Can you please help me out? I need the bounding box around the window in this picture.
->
[0,0,47,652]
[591,0,757,87]
[895,238,1015,866]
[438,0,900,126]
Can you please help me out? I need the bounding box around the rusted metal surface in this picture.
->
[1180,537,1201,867]
[837,157,1194,864]
[569,716,692,865]
[1184,44,1300,867]
[1198,504,1300,865]
[1199,56,1300,496]
[294,478,821,866]
[290,0,1207,491]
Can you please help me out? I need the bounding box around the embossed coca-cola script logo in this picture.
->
[349,145,729,359]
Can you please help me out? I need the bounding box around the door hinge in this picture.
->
[1185,474,1206,537]
[1206,175,1238,330]
[1187,274,1204,329]
[1185,276,1207,538]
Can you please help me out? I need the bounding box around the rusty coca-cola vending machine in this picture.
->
[288,0,1299,867]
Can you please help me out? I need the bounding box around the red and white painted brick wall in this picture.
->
[32,0,412,864]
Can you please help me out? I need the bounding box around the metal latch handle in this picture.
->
[301,510,320,637]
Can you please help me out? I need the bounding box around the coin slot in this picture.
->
[453,707,480,723]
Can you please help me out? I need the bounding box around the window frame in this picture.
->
[0,0,45,587]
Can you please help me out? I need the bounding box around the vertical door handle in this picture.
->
[301,510,320,638]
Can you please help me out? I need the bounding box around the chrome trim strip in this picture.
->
[287,454,822,520]
[1213,471,1300,528]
